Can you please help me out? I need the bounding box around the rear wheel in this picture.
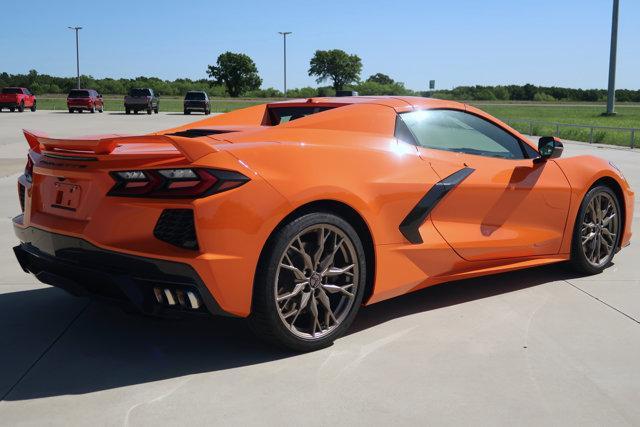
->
[68,108,74,113]
[147,105,152,114]
[184,109,190,115]
[570,185,622,275]
[134,110,138,115]
[17,101,24,112]
[9,107,15,112]
[125,109,130,114]
[90,105,96,113]
[30,101,36,112]
[249,212,366,352]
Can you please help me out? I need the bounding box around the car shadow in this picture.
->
[0,262,586,401]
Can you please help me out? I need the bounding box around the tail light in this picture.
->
[107,168,249,198]
[25,155,33,182]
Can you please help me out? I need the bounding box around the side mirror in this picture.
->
[535,136,563,163]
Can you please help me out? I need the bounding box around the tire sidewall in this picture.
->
[571,185,622,274]
[253,212,367,351]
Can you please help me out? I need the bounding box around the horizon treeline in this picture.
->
[2,70,639,102]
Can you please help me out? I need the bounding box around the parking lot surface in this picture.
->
[0,112,638,426]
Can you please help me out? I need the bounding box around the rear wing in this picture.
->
[23,129,218,162]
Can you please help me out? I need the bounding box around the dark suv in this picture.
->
[183,91,210,115]
[124,88,159,114]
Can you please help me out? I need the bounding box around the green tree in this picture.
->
[207,52,262,97]
[308,49,362,91]
[366,73,394,85]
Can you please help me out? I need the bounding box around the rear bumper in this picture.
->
[184,102,208,111]
[13,222,232,317]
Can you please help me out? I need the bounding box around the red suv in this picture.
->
[0,87,36,112]
[67,89,104,113]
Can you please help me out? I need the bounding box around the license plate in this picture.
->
[52,182,81,211]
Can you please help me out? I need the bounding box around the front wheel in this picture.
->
[249,213,366,352]
[570,185,622,275]
[90,106,95,113]
[30,101,36,112]
[17,101,24,112]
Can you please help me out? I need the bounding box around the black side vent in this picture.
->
[153,209,198,250]
[18,183,26,212]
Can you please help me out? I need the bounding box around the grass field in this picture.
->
[34,96,640,147]
[36,97,264,113]
[475,104,640,147]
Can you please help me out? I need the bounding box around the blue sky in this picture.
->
[1,0,638,90]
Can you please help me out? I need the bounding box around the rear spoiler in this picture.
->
[23,129,218,162]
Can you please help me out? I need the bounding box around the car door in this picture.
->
[398,109,571,261]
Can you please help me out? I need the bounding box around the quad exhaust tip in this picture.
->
[153,287,201,310]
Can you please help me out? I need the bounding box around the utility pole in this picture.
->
[68,26,82,89]
[606,0,619,115]
[278,32,292,97]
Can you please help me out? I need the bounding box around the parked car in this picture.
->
[124,88,159,114]
[13,96,634,352]
[0,87,36,112]
[67,89,104,113]
[183,91,211,115]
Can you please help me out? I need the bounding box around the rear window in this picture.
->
[2,88,23,94]
[68,90,90,98]
[268,106,334,125]
[129,88,151,97]
[185,92,206,100]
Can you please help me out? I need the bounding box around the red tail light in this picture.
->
[25,155,33,182]
[107,168,249,198]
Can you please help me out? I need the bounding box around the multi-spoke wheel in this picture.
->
[250,212,366,352]
[571,185,621,274]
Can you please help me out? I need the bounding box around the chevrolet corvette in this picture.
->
[13,96,633,351]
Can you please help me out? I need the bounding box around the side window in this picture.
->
[397,109,526,159]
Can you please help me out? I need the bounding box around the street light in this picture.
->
[605,0,619,115]
[278,32,292,97]
[68,26,82,89]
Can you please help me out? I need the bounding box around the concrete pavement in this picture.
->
[0,111,638,426]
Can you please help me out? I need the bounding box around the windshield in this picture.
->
[185,92,206,100]
[268,106,334,125]
[2,88,22,94]
[129,88,151,97]
[68,90,90,98]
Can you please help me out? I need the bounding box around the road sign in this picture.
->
[429,80,435,90]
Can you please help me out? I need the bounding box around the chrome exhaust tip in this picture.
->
[163,288,176,306]
[186,291,200,309]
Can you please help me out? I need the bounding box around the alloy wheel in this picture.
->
[580,192,619,268]
[274,224,359,339]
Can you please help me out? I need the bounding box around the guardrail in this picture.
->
[501,118,638,148]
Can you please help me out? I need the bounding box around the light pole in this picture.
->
[68,26,82,89]
[606,0,619,115]
[278,32,292,97]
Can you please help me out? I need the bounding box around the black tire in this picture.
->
[9,107,15,112]
[30,101,36,112]
[17,101,24,112]
[184,110,190,115]
[249,212,367,352]
[154,107,159,114]
[90,106,96,113]
[147,106,152,114]
[570,184,622,275]
[125,109,130,114]
[134,110,138,115]
[98,106,103,113]
[68,108,74,113]
[205,108,210,115]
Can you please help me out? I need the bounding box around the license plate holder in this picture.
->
[52,181,82,211]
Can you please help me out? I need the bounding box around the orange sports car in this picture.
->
[13,96,633,351]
